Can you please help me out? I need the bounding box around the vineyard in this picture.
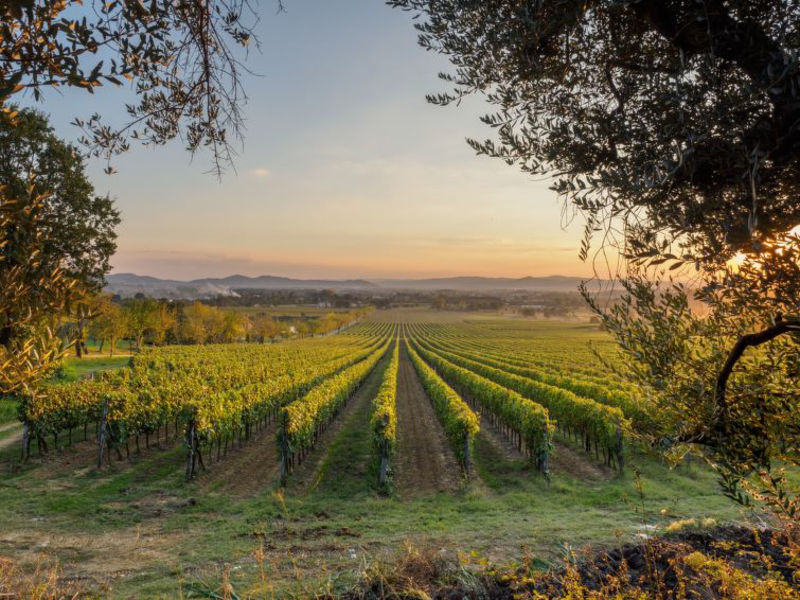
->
[0,310,745,596]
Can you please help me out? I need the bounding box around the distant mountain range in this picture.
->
[105,273,593,299]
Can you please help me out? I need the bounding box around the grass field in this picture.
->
[81,338,136,355]
[0,400,18,426]
[0,310,755,597]
[52,355,132,383]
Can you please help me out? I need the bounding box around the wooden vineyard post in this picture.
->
[379,438,389,488]
[185,421,197,481]
[616,418,624,474]
[541,421,551,485]
[463,432,471,476]
[379,415,390,488]
[279,411,290,487]
[21,422,30,461]
[96,399,109,468]
[540,449,551,486]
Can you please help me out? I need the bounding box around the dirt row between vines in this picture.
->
[401,341,611,487]
[286,351,392,493]
[198,418,280,495]
[394,342,461,497]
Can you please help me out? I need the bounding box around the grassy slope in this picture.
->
[0,412,749,598]
[52,355,131,383]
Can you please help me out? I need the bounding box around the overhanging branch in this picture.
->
[715,314,800,417]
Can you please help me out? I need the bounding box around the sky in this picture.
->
[34,0,590,281]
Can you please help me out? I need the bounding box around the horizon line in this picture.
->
[108,271,595,282]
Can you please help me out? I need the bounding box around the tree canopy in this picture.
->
[1,0,264,173]
[0,0,266,393]
[0,109,120,290]
[0,110,119,395]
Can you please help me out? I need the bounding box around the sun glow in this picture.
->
[726,224,800,272]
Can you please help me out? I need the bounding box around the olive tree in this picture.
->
[1,110,120,393]
[391,0,800,507]
[1,0,269,393]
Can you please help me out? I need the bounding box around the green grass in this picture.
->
[0,416,750,598]
[50,355,131,383]
[0,398,19,425]
[306,353,390,499]
[83,338,135,354]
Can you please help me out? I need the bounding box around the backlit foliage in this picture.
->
[0,185,83,396]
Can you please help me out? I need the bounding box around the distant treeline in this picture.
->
[224,288,593,316]
[70,295,371,356]
[212,288,364,308]
[426,290,588,316]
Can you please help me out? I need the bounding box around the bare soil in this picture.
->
[476,413,528,464]
[198,419,280,496]
[394,343,460,497]
[550,440,614,482]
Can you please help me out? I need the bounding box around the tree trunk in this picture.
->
[715,317,800,421]
[75,320,84,358]
[21,422,30,461]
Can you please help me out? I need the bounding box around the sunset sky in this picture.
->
[37,0,590,281]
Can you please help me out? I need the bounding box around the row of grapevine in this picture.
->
[28,334,383,440]
[414,323,631,392]
[418,332,655,434]
[127,322,394,389]
[23,328,392,475]
[370,339,400,491]
[22,379,112,455]
[185,336,393,478]
[411,332,626,471]
[407,336,552,476]
[278,338,392,483]
[413,322,629,390]
[405,341,479,474]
